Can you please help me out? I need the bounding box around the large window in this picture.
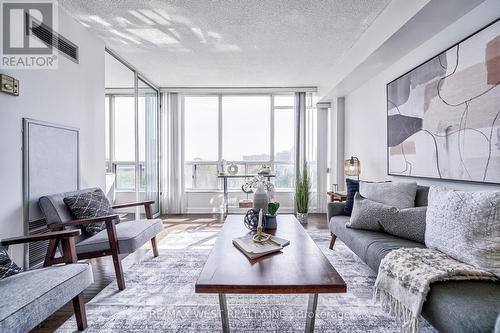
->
[114,96,135,162]
[105,50,160,218]
[274,96,295,189]
[184,96,219,190]
[183,94,295,191]
[222,96,270,161]
[184,96,219,161]
[106,94,159,195]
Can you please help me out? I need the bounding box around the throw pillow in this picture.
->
[425,186,500,277]
[348,193,427,243]
[347,193,384,231]
[0,245,22,280]
[343,178,359,216]
[63,189,115,236]
[360,181,417,209]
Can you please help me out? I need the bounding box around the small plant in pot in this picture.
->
[295,164,310,224]
[265,202,280,229]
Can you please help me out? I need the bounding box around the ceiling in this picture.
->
[60,0,391,89]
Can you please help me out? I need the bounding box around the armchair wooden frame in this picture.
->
[45,200,159,291]
[1,230,88,331]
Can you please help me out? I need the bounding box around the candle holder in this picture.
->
[251,209,271,244]
[252,226,271,243]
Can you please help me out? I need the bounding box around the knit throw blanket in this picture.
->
[374,248,498,333]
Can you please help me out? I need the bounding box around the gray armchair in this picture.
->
[0,230,92,332]
[39,188,163,290]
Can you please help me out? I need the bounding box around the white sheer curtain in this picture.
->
[162,92,185,214]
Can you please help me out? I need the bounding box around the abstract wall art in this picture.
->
[387,19,500,184]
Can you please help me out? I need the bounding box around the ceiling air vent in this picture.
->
[27,14,79,63]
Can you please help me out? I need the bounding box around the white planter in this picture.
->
[297,212,308,224]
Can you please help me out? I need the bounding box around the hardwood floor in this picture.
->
[32,213,328,332]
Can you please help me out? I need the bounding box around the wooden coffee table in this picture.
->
[195,215,346,332]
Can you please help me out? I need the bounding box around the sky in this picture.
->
[184,95,295,162]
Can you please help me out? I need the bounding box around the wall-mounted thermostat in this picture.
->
[0,74,19,96]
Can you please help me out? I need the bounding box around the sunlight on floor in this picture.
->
[158,230,219,250]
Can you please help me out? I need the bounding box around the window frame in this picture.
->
[183,93,295,192]
[106,93,152,192]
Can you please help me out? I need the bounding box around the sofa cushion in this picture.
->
[63,188,116,236]
[347,193,384,231]
[76,219,163,254]
[422,280,500,333]
[330,216,425,272]
[0,246,21,280]
[425,186,500,277]
[348,193,427,243]
[363,235,426,271]
[0,263,92,333]
[360,181,417,209]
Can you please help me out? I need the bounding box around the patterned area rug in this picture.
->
[56,226,435,332]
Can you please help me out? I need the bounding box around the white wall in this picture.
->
[0,7,105,264]
[344,0,500,191]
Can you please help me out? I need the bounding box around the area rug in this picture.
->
[55,225,436,332]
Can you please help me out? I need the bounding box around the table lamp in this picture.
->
[344,156,361,180]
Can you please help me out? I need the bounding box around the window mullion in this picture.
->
[270,94,274,166]
[218,95,223,190]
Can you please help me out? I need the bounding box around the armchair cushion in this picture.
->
[0,263,93,332]
[75,219,163,254]
[63,189,116,236]
[0,246,21,280]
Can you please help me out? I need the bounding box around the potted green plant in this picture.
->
[265,202,280,229]
[295,164,310,224]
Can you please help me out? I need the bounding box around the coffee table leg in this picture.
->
[305,293,318,333]
[218,293,230,332]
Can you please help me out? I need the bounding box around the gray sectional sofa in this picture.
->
[327,186,500,333]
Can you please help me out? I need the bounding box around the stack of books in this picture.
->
[233,234,290,259]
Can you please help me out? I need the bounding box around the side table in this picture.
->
[327,191,347,202]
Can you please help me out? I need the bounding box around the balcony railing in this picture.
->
[184,160,295,191]
[111,162,146,191]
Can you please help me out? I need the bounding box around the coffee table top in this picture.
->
[195,214,346,294]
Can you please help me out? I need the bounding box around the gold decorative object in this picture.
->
[252,209,271,243]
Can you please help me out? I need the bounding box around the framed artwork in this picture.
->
[387,19,500,184]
